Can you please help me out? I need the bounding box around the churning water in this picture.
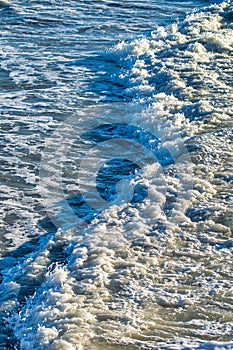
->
[0,0,232,349]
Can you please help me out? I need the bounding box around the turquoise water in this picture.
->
[0,0,232,349]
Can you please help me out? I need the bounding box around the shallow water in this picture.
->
[0,0,232,349]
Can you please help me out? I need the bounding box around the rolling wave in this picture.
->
[0,1,232,349]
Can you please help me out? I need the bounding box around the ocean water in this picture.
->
[0,0,232,349]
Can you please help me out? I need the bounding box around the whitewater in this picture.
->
[0,1,232,349]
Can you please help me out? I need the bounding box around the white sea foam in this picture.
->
[0,1,232,349]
